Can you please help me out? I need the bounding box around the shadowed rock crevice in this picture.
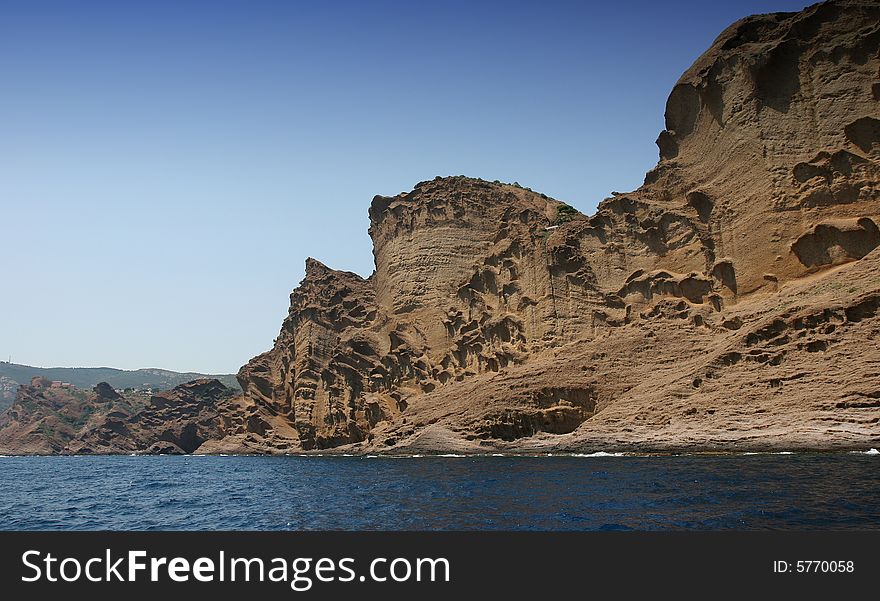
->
[845,117,880,153]
[791,217,880,267]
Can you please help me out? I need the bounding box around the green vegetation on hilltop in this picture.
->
[0,362,240,401]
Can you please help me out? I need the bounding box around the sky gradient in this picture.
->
[0,0,816,374]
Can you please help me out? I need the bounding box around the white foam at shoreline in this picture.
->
[0,449,874,458]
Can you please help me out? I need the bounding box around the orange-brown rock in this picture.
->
[0,381,99,454]
[69,379,237,454]
[229,0,880,454]
[0,379,238,454]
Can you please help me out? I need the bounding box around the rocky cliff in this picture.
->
[1,0,877,455]
[226,0,879,454]
[0,378,237,454]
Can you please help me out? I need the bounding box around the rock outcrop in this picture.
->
[0,379,238,454]
[93,381,122,402]
[230,0,880,454]
[68,379,238,454]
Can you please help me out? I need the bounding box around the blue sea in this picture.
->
[1,453,878,530]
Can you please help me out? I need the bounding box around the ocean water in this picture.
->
[0,453,878,530]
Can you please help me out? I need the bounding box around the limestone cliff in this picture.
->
[226,0,879,454]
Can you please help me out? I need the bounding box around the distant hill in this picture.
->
[0,362,240,410]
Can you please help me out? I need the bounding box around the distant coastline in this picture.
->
[0,361,239,410]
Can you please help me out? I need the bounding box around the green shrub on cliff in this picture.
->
[554,203,579,225]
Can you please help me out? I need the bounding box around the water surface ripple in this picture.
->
[0,454,877,530]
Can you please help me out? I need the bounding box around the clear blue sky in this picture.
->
[0,0,814,374]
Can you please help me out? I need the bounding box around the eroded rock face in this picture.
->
[75,379,236,454]
[0,379,238,454]
[652,0,879,292]
[231,0,880,454]
[238,180,606,449]
[2,0,877,455]
[0,382,94,454]
[791,217,879,267]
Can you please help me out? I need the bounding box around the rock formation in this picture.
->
[93,381,123,402]
[0,379,237,454]
[229,0,880,454]
[0,0,877,455]
[69,379,238,454]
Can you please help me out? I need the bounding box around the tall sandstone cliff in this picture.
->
[216,0,880,454]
